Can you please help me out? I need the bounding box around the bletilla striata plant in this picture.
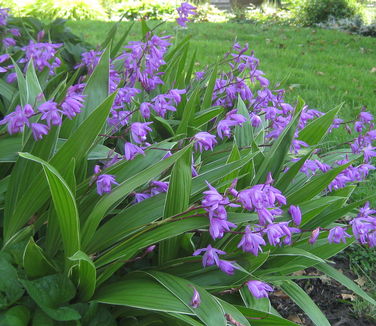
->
[0,3,375,325]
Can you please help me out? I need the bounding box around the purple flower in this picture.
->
[9,28,21,37]
[195,71,205,80]
[216,110,247,139]
[309,227,320,244]
[202,181,228,212]
[359,111,373,124]
[237,184,286,225]
[114,87,141,107]
[194,132,217,152]
[0,105,30,134]
[289,205,302,225]
[140,102,152,119]
[237,226,266,256]
[124,142,144,160]
[168,88,186,103]
[20,41,62,74]
[246,280,273,299]
[131,122,153,144]
[38,101,62,127]
[264,223,285,246]
[31,123,49,140]
[0,8,9,26]
[176,2,197,27]
[150,181,169,195]
[96,174,118,195]
[193,244,226,267]
[328,226,351,244]
[61,87,86,119]
[209,217,237,240]
[190,287,201,308]
[363,145,376,163]
[75,50,102,74]
[218,260,238,275]
[250,113,262,127]
[3,37,16,48]
[134,192,152,203]
[37,30,45,42]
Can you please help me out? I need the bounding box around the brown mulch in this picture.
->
[269,257,374,326]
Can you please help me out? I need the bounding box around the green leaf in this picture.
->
[160,147,192,263]
[240,287,272,314]
[61,46,110,135]
[253,97,304,184]
[192,107,224,128]
[0,78,16,102]
[201,63,218,110]
[147,271,226,326]
[303,193,376,229]
[298,104,342,146]
[82,145,192,249]
[279,280,330,326]
[69,251,96,301]
[111,22,134,58]
[275,150,313,192]
[286,161,352,205]
[20,274,80,322]
[32,309,54,326]
[235,306,298,325]
[216,298,251,326]
[95,212,257,268]
[0,305,30,326]
[0,136,22,162]
[23,238,56,279]
[164,313,203,326]
[18,153,80,262]
[176,88,200,136]
[234,96,253,148]
[315,262,376,306]
[94,275,193,314]
[0,254,24,309]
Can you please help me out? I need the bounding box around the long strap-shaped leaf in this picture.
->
[94,275,193,315]
[81,144,193,249]
[279,280,330,326]
[18,153,80,264]
[159,147,192,263]
[146,272,226,326]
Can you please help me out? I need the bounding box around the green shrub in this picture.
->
[113,0,176,21]
[291,0,363,26]
[22,0,107,21]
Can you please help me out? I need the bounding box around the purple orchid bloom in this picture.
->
[96,174,118,195]
[246,280,273,299]
[194,132,217,152]
[131,122,153,144]
[237,226,266,256]
[193,244,226,267]
[328,226,351,244]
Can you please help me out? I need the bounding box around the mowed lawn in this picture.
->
[68,20,376,199]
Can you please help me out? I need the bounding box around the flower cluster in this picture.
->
[20,41,62,75]
[176,2,197,28]
[0,83,85,140]
[192,177,376,299]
